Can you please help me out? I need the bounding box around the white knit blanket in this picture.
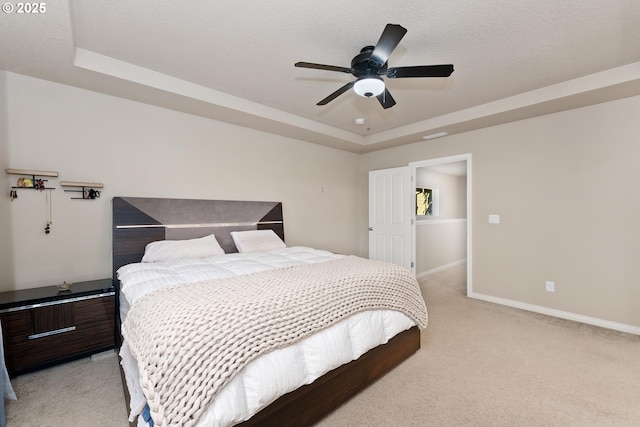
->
[122,256,427,427]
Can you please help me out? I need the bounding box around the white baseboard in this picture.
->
[416,259,466,279]
[469,292,640,336]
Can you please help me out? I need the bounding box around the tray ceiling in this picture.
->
[2,1,640,153]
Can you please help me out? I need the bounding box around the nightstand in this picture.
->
[0,278,115,376]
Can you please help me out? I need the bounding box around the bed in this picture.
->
[112,196,427,427]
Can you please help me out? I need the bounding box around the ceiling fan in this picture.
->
[295,23,454,109]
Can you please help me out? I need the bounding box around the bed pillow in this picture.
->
[230,229,286,253]
[141,233,225,262]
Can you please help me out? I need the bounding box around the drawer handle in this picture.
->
[28,326,76,340]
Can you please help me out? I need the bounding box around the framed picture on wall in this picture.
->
[416,187,439,217]
[416,187,433,216]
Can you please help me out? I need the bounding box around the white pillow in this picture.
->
[231,229,286,253]
[141,234,225,262]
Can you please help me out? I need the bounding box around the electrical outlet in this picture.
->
[545,281,555,292]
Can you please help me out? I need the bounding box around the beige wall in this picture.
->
[0,73,13,289]
[3,70,640,330]
[360,95,640,328]
[0,71,360,291]
[416,220,467,274]
[415,168,467,219]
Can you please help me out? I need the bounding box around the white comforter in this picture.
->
[117,247,417,427]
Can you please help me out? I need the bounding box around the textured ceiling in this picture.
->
[2,1,640,153]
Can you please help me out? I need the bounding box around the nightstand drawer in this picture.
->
[0,288,115,376]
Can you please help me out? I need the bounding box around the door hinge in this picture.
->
[411,261,414,268]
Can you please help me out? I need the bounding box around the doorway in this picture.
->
[410,154,472,296]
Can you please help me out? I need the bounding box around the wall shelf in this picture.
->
[60,181,103,200]
[5,168,59,178]
[6,168,57,232]
[6,168,58,200]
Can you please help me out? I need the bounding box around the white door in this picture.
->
[369,166,413,273]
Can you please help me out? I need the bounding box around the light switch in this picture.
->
[488,214,500,224]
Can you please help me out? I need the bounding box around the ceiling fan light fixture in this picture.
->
[353,77,385,98]
[296,24,454,108]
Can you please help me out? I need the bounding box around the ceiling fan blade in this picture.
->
[317,81,355,105]
[370,24,407,66]
[386,64,454,78]
[295,62,352,74]
[376,88,396,109]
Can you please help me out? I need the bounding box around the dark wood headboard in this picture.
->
[112,197,284,281]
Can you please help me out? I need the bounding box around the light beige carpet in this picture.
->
[5,263,640,426]
[317,264,640,427]
[4,350,128,427]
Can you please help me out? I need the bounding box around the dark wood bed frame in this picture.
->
[112,196,421,427]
